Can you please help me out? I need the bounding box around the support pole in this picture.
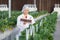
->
[9,0,11,18]
[34,0,36,5]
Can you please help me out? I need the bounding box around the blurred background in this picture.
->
[0,0,60,12]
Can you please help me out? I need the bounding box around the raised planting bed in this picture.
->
[0,11,57,40]
[0,11,48,32]
[19,12,57,40]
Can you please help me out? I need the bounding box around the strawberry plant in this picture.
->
[20,12,57,40]
[0,11,57,40]
[32,12,57,40]
[0,11,48,32]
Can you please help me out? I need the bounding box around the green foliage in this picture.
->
[32,12,57,40]
[0,11,57,40]
[0,11,48,32]
[20,12,57,40]
[0,11,22,31]
[30,11,48,18]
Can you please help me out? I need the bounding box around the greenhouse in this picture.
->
[0,0,60,40]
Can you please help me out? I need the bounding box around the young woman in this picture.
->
[16,6,35,40]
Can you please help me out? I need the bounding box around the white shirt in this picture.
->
[17,14,35,31]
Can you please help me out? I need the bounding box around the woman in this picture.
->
[16,6,35,40]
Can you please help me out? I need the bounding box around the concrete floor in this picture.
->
[54,20,60,40]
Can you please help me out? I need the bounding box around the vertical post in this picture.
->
[34,0,37,11]
[9,0,11,18]
[34,0,36,5]
[26,29,29,40]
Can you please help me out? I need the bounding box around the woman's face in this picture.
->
[23,8,29,15]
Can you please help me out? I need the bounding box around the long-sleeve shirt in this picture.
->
[17,14,35,31]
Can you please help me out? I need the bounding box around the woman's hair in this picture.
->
[22,5,29,12]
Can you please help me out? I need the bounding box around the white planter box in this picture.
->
[54,8,60,21]
[0,4,8,11]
